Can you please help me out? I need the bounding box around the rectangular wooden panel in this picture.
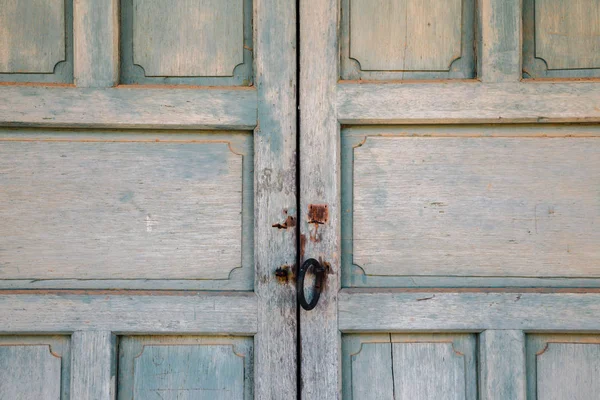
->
[0,0,73,83]
[119,336,253,400]
[342,333,476,400]
[0,131,253,288]
[350,136,599,280]
[523,0,600,78]
[339,290,600,332]
[527,334,600,400]
[0,86,258,130]
[120,0,253,85]
[0,336,70,399]
[341,0,475,80]
[0,292,258,334]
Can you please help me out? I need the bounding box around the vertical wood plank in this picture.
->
[71,331,117,400]
[479,0,522,82]
[74,0,119,87]
[479,330,526,400]
[254,0,298,399]
[300,0,340,398]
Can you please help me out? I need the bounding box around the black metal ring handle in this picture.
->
[297,258,325,311]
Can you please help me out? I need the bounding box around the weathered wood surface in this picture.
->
[119,336,253,400]
[132,0,242,77]
[339,290,600,331]
[0,0,65,73]
[479,330,526,400]
[300,0,340,399]
[0,137,245,281]
[352,136,599,278]
[527,334,600,399]
[350,0,461,71]
[0,335,70,399]
[342,333,477,400]
[535,0,600,71]
[0,292,258,334]
[253,0,298,398]
[74,0,119,87]
[338,82,600,124]
[0,344,62,399]
[0,86,257,129]
[71,331,116,400]
[479,0,521,82]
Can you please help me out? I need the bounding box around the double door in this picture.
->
[1,0,599,399]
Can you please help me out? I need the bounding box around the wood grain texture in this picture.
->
[526,334,600,399]
[479,0,521,82]
[300,0,341,398]
[0,0,65,73]
[71,331,116,400]
[74,0,118,87]
[535,0,600,70]
[338,82,600,124]
[342,333,477,400]
[339,290,600,331]
[0,345,62,399]
[0,136,244,281]
[479,330,526,400]
[350,0,462,71]
[537,342,600,400]
[340,0,475,80]
[352,136,599,279]
[253,0,298,398]
[0,292,258,334]
[0,86,257,130]
[132,0,242,77]
[119,336,253,400]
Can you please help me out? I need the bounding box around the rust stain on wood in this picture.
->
[308,204,329,224]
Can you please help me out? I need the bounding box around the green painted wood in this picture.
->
[74,0,119,87]
[0,131,253,290]
[120,0,253,85]
[340,0,475,80]
[0,0,73,83]
[0,335,71,399]
[478,0,521,82]
[337,82,600,125]
[523,0,600,78]
[0,87,258,130]
[71,331,116,400]
[479,330,526,400]
[342,334,476,400]
[0,293,258,334]
[527,334,600,400]
[118,336,253,400]
[339,290,600,331]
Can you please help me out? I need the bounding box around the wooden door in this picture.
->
[300,0,600,399]
[0,1,296,398]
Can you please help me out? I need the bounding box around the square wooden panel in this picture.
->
[0,130,254,290]
[0,0,73,83]
[527,334,600,399]
[340,0,476,80]
[0,336,71,399]
[118,336,253,400]
[120,0,253,85]
[523,0,600,78]
[342,333,477,400]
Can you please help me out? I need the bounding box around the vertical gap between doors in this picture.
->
[295,0,302,398]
